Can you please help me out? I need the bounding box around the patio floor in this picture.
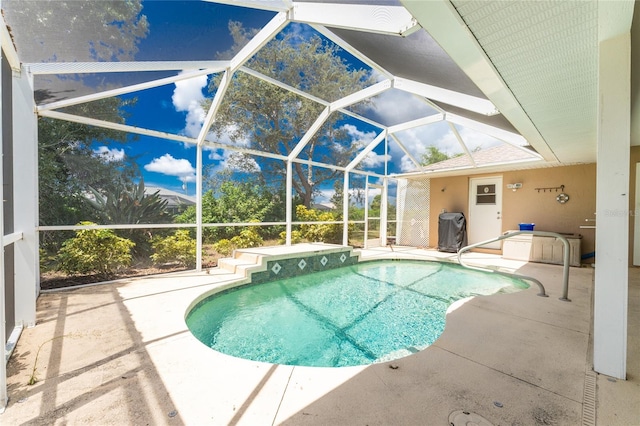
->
[2,246,639,425]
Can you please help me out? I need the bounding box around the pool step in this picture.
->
[216,244,361,280]
[217,256,261,275]
[234,251,262,264]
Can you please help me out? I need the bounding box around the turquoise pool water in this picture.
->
[186,260,528,367]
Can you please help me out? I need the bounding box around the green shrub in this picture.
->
[213,226,264,257]
[279,230,303,245]
[151,230,196,268]
[57,222,135,277]
[296,205,343,244]
[230,227,263,248]
[212,239,233,257]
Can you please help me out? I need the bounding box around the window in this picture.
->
[476,184,496,205]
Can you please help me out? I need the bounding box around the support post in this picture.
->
[196,144,202,271]
[593,31,630,379]
[0,42,7,414]
[380,177,388,246]
[342,172,349,246]
[13,69,37,326]
[286,160,293,246]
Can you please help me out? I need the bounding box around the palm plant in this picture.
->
[87,179,169,225]
[87,179,170,257]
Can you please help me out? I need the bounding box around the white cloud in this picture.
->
[366,186,382,205]
[206,124,250,148]
[363,89,435,126]
[339,123,389,169]
[172,73,208,138]
[452,127,502,151]
[361,151,390,168]
[207,148,227,162]
[206,149,261,174]
[389,124,453,172]
[93,146,125,162]
[144,154,196,182]
[342,123,376,146]
[314,188,335,205]
[400,154,419,172]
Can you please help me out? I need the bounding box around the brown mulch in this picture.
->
[40,262,217,291]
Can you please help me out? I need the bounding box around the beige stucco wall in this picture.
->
[426,164,596,261]
[629,146,640,264]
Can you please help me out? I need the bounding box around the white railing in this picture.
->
[457,230,572,301]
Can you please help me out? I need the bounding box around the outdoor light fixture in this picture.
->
[506,183,523,191]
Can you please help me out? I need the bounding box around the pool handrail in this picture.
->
[457,230,571,301]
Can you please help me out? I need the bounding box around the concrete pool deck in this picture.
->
[2,245,639,425]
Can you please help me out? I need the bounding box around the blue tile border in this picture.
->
[250,250,358,284]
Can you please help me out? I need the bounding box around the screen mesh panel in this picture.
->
[396,179,429,247]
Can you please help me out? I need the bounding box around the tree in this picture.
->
[38,98,141,251]
[370,194,382,215]
[207,22,374,207]
[421,146,453,165]
[176,181,281,242]
[39,99,138,223]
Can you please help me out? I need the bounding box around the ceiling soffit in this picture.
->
[450,0,599,163]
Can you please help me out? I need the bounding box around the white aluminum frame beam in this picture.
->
[0,13,20,74]
[394,77,499,116]
[198,11,289,149]
[389,133,423,172]
[194,11,290,258]
[26,61,227,75]
[311,24,394,81]
[288,107,330,160]
[338,108,386,131]
[448,122,476,167]
[390,157,546,180]
[330,80,391,112]
[203,0,291,13]
[230,12,288,72]
[387,113,444,134]
[292,3,418,36]
[197,70,231,147]
[37,109,385,175]
[345,130,387,171]
[37,67,223,111]
[38,110,195,144]
[240,66,329,106]
[240,66,387,130]
[446,113,542,158]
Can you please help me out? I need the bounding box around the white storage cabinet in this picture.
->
[502,232,582,267]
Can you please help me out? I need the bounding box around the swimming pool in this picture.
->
[186,260,528,367]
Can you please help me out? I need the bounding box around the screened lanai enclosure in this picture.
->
[2,0,547,280]
[1,0,635,409]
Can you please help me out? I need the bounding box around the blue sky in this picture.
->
[86,0,503,202]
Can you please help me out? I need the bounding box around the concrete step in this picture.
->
[233,251,262,264]
[217,257,259,275]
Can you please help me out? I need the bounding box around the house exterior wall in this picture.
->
[629,145,640,264]
[426,164,596,262]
